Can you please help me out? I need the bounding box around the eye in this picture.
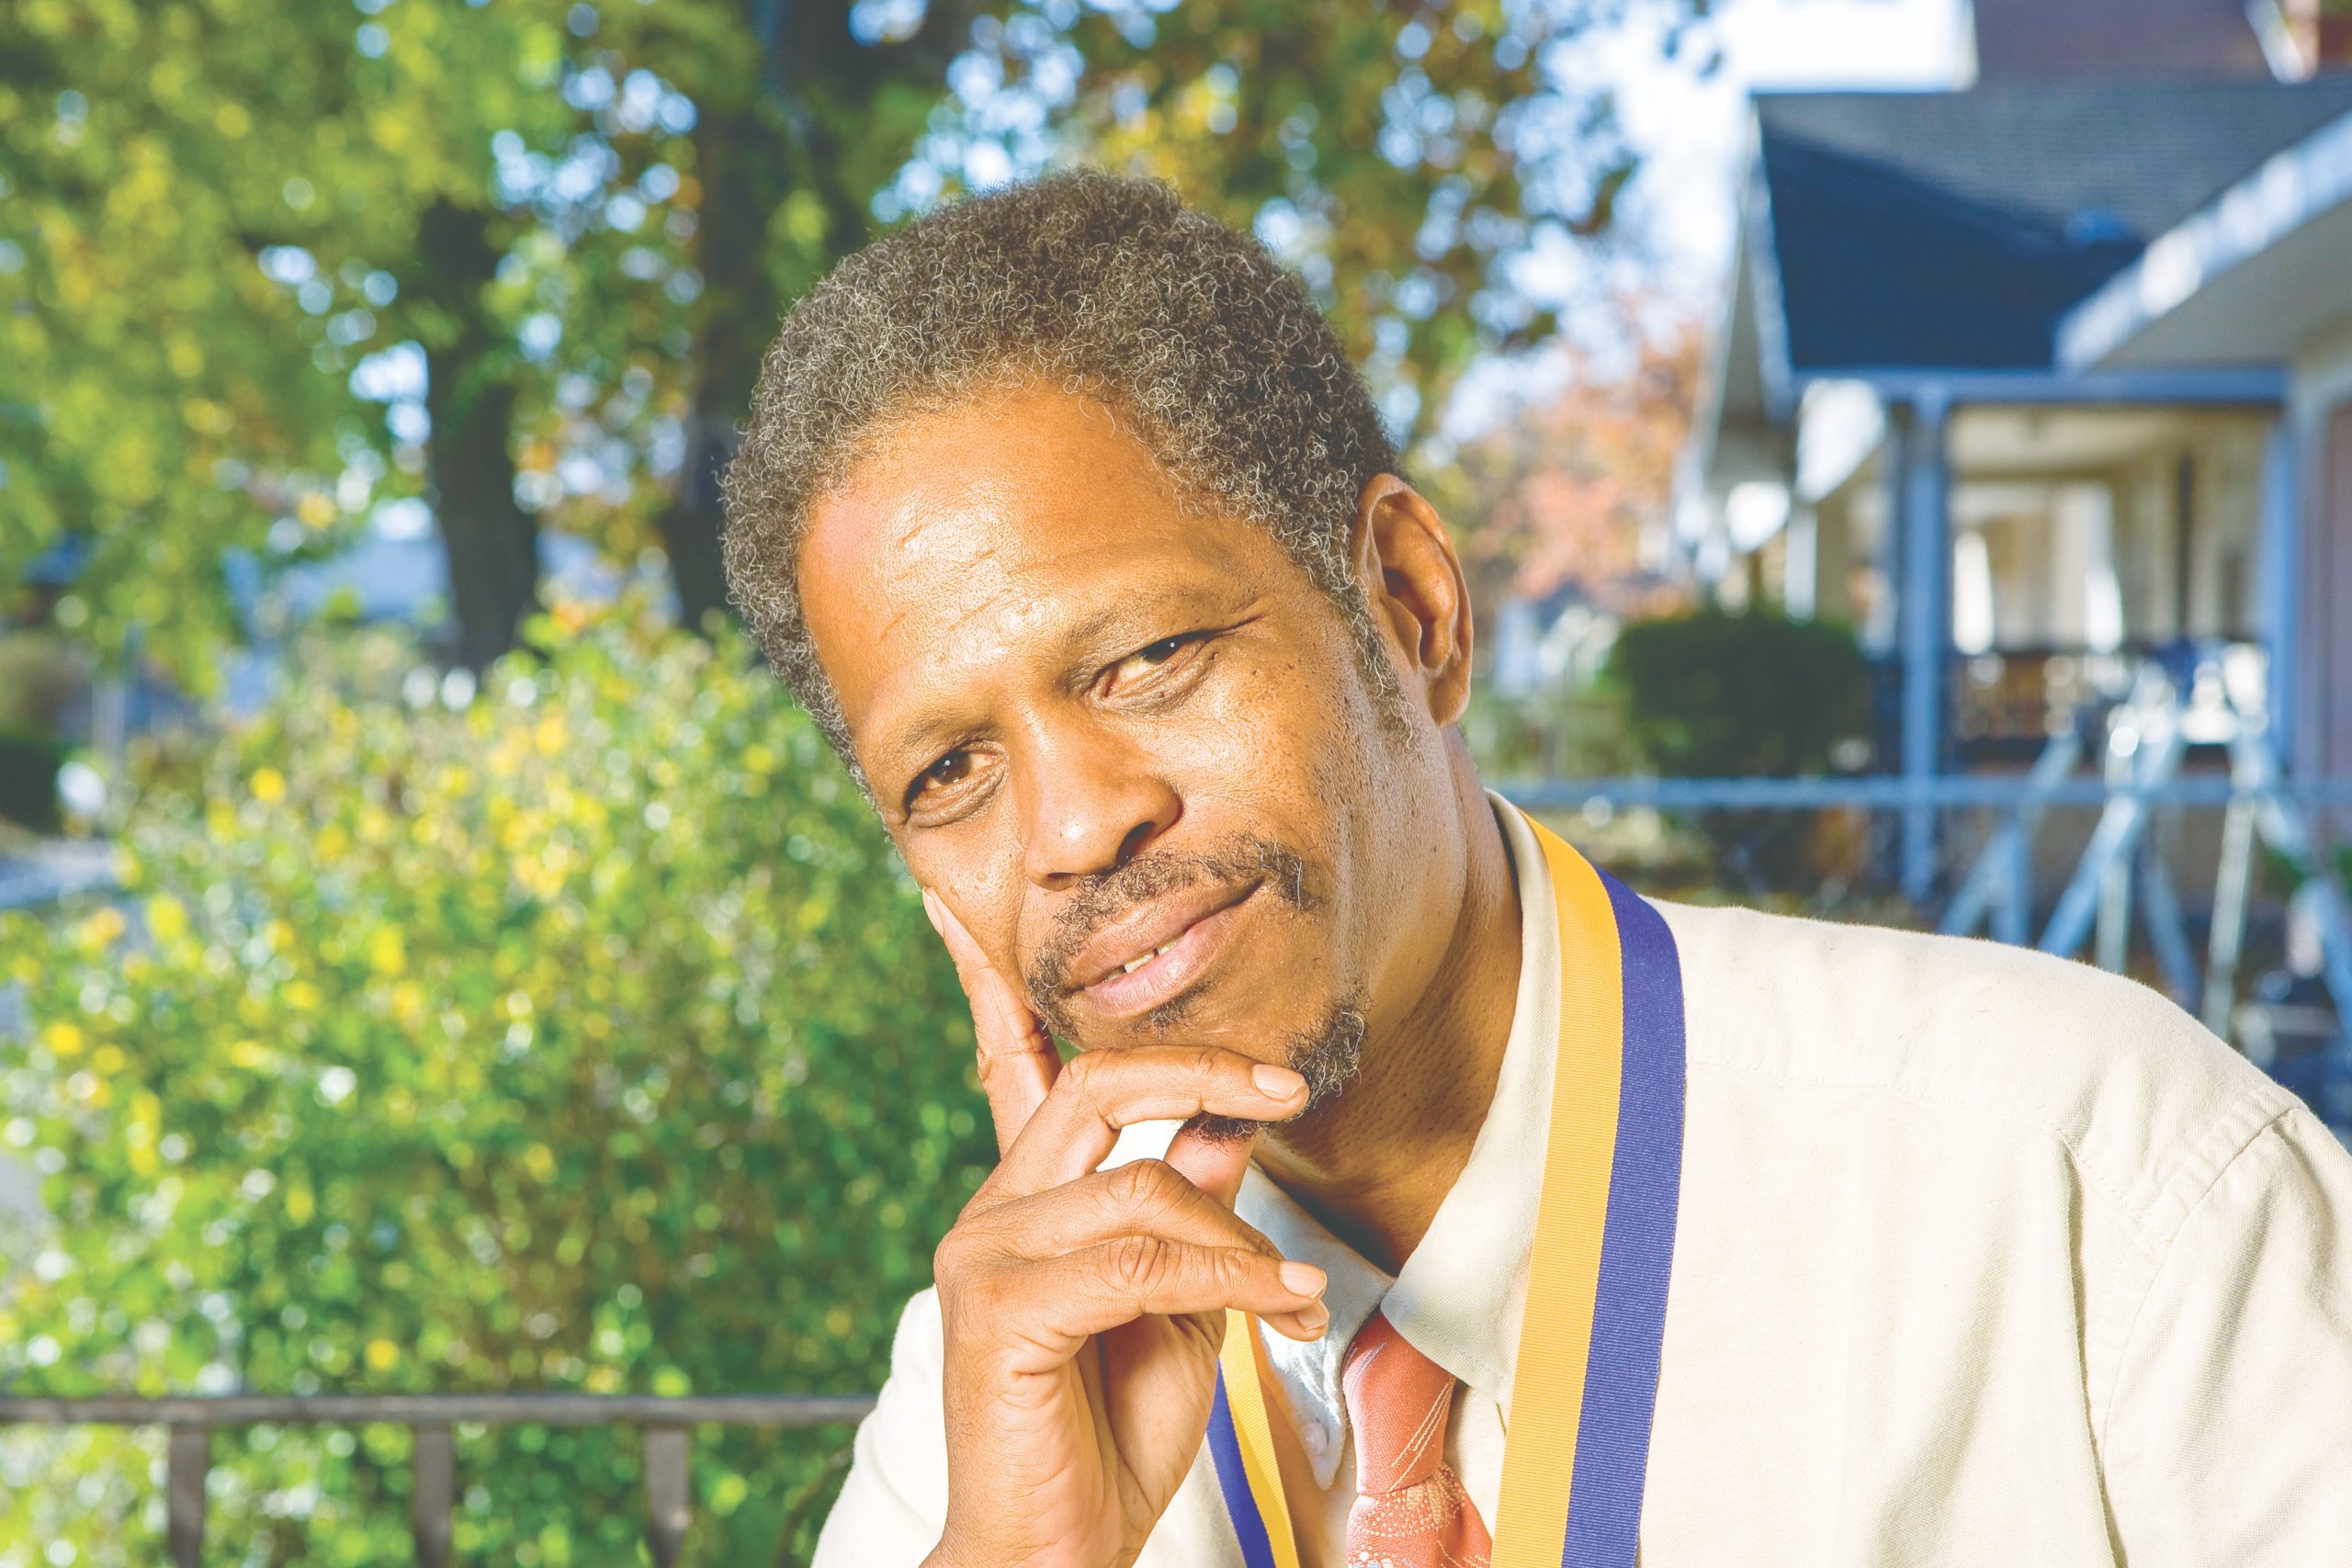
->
[1105,632,1204,692]
[904,749,974,811]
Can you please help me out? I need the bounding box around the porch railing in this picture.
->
[0,1392,876,1567]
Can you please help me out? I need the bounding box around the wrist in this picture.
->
[924,1530,1123,1568]
[923,1534,992,1568]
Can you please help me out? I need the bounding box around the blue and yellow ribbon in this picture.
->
[1206,818,1686,1568]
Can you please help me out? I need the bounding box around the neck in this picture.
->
[1253,749,1523,1272]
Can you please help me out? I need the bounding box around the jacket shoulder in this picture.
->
[1653,897,2299,1235]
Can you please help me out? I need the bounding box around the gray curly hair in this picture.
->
[718,170,1407,777]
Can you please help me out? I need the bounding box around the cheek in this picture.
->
[905,838,1030,970]
[1180,627,1375,797]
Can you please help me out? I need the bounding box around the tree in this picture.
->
[1425,311,1702,639]
[3,0,1691,678]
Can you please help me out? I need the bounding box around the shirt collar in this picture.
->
[1235,790,1559,1483]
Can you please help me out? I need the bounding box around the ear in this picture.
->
[1348,474,1476,728]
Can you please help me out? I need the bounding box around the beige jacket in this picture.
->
[816,797,2352,1566]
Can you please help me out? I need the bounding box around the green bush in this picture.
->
[0,631,81,738]
[1600,608,1871,892]
[0,607,992,1563]
[1601,607,1870,779]
[0,732,67,834]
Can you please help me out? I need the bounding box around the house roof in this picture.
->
[1966,0,2272,79]
[1752,75,2352,378]
[2058,104,2352,368]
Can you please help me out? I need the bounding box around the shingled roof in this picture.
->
[1754,76,2352,374]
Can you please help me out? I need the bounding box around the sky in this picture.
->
[1613,0,1968,295]
[1439,0,1966,439]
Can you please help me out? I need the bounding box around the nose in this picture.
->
[1014,719,1182,890]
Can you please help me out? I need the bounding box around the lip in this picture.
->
[1065,879,1262,1020]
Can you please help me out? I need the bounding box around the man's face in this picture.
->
[797,387,1468,1083]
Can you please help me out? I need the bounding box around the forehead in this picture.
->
[796,386,1306,753]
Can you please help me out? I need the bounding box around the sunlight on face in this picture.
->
[797,385,1479,1097]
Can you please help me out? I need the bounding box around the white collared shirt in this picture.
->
[816,795,2352,1566]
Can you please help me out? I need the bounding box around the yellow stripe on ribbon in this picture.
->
[1219,1309,1302,1568]
[1489,823,1627,1568]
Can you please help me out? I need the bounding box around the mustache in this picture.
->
[1024,833,1317,1019]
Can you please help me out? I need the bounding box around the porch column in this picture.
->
[2258,416,2299,764]
[1898,390,1953,904]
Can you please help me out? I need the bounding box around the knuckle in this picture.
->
[944,1258,1007,1324]
[1057,1049,1103,1097]
[1230,1215,1278,1257]
[1106,1233,1173,1295]
[1210,1247,1251,1292]
[1110,1157,1180,1213]
[1186,1046,1225,1084]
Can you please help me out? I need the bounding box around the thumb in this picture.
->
[924,887,1058,1154]
[1162,1121,1260,1209]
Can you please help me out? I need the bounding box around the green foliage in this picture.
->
[1602,608,1870,780]
[1599,607,1872,894]
[0,0,740,673]
[0,734,66,834]
[1460,679,1642,783]
[0,631,80,738]
[0,609,993,1562]
[989,0,1640,443]
[3,0,1684,673]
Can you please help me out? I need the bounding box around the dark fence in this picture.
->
[0,1393,876,1567]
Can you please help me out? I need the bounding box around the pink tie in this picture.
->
[1340,1311,1494,1568]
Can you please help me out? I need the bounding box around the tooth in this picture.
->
[1121,953,1150,975]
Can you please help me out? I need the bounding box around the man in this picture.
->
[719,173,2352,1567]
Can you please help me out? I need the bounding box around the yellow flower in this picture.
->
[365,1338,400,1371]
[75,908,126,950]
[367,928,406,977]
[250,767,286,804]
[42,1022,85,1058]
[146,894,187,942]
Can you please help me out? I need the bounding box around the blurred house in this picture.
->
[1685,0,2352,897]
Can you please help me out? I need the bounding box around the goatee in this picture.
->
[1183,999,1366,1145]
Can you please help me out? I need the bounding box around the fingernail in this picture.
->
[1296,1301,1330,1337]
[1279,1260,1327,1298]
[920,889,943,935]
[1253,1064,1307,1100]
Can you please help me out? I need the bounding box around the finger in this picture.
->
[989,1239,1329,1354]
[1163,1119,1259,1209]
[976,1158,1282,1263]
[926,887,1057,1154]
[987,1047,1306,1198]
[980,1160,1328,1340]
[1150,1131,1319,1337]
